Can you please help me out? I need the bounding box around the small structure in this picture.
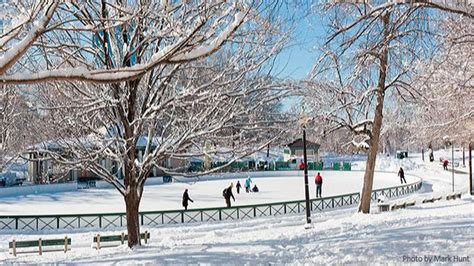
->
[283,138,320,162]
[26,136,188,184]
[396,150,408,159]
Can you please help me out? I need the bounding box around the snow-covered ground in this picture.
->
[0,171,414,215]
[0,154,472,264]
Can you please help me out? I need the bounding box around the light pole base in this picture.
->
[304,223,313,230]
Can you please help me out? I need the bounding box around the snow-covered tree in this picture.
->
[305,1,473,213]
[0,1,253,84]
[0,86,45,172]
[408,16,473,145]
[13,1,290,247]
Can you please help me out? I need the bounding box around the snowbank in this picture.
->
[352,155,418,172]
[0,195,471,264]
[0,153,471,264]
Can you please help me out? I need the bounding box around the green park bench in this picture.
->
[446,193,462,200]
[332,162,341,171]
[422,196,442,204]
[93,231,150,249]
[391,203,406,211]
[377,202,390,212]
[9,237,71,257]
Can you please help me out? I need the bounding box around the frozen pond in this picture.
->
[0,171,417,215]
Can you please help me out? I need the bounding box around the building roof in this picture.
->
[287,138,320,149]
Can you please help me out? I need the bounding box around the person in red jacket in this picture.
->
[315,172,323,198]
[298,161,305,170]
[443,159,449,170]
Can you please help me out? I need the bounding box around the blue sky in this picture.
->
[273,11,327,111]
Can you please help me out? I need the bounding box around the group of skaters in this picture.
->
[236,176,259,193]
[182,176,260,210]
[182,167,412,210]
[223,177,260,207]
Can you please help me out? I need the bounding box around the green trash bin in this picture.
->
[332,162,341,171]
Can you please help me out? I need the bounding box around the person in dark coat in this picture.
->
[443,159,449,170]
[252,184,259,192]
[315,172,323,198]
[236,181,242,194]
[223,183,235,208]
[182,189,194,210]
[398,167,406,184]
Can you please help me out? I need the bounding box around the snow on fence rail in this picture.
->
[0,177,422,232]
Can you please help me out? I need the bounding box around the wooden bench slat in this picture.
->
[93,232,150,243]
[9,238,71,248]
[9,248,71,255]
[8,237,71,257]
[42,239,72,246]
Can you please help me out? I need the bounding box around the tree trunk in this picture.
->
[358,12,390,214]
[125,184,141,248]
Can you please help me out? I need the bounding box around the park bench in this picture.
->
[446,193,462,200]
[93,231,150,249]
[391,202,406,211]
[422,196,442,204]
[9,237,71,257]
[377,203,390,212]
[390,201,416,211]
[77,180,97,189]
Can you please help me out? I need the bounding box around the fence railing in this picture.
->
[0,178,422,232]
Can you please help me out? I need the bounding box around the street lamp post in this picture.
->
[299,112,312,227]
[469,142,473,195]
[452,143,455,193]
[302,125,311,225]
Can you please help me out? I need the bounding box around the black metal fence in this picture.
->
[0,179,422,231]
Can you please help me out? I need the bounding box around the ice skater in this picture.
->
[236,181,242,194]
[223,183,235,208]
[252,184,259,192]
[315,172,323,198]
[245,176,252,193]
[398,167,406,184]
[182,189,194,210]
[299,161,305,170]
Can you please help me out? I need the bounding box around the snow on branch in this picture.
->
[0,4,248,84]
[0,1,58,75]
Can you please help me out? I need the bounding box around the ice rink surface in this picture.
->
[0,170,416,215]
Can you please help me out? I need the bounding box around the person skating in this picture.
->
[245,177,252,193]
[223,183,235,208]
[315,172,323,198]
[182,189,194,211]
[236,181,242,194]
[398,167,407,184]
[298,161,305,170]
[252,184,259,192]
